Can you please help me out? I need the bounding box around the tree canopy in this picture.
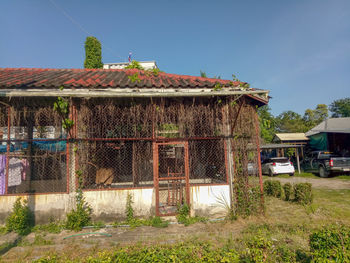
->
[84,36,103,69]
[329,98,350,117]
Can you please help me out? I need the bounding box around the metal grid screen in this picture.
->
[77,140,153,189]
[0,101,67,195]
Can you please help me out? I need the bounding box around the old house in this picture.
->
[0,68,268,222]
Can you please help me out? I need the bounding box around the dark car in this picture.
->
[302,151,350,178]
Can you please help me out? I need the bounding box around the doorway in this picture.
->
[153,141,190,216]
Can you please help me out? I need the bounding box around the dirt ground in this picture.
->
[1,176,350,262]
[1,220,252,262]
[268,176,350,190]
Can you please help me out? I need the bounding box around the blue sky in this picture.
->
[1,0,349,116]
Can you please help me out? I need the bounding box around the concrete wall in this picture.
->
[0,193,73,224]
[0,185,229,224]
[190,185,230,218]
[84,188,154,221]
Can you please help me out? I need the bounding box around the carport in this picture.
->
[260,144,304,174]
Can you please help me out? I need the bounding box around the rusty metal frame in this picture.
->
[153,141,190,217]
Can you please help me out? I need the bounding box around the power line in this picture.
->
[48,0,125,61]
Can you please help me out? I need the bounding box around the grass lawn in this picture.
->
[1,182,350,262]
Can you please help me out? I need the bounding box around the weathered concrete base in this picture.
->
[0,185,229,224]
[190,185,230,218]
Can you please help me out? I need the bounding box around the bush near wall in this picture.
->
[283,183,292,201]
[6,198,34,235]
[263,180,282,198]
[294,183,313,205]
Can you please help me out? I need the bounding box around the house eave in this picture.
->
[0,88,269,101]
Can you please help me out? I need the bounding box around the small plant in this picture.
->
[125,192,134,222]
[32,234,53,246]
[215,192,237,221]
[309,225,350,262]
[92,221,106,230]
[263,180,282,198]
[294,183,313,205]
[176,203,206,226]
[176,203,190,225]
[128,73,141,83]
[0,225,7,235]
[147,216,169,228]
[283,183,293,201]
[65,170,92,231]
[6,197,34,235]
[32,221,64,234]
[213,83,223,91]
[241,235,273,262]
[125,60,144,70]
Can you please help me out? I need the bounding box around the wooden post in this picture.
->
[296,147,301,174]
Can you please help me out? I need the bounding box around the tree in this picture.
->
[329,98,350,117]
[84,36,103,69]
[275,111,307,133]
[303,104,328,129]
[258,105,276,143]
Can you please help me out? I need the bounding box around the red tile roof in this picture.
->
[0,68,243,89]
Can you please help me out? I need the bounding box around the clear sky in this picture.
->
[1,0,349,116]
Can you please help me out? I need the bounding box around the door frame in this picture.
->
[153,141,190,216]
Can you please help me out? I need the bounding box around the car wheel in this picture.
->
[289,173,294,176]
[269,169,273,177]
[319,166,329,178]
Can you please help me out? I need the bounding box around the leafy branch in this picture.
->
[53,87,74,137]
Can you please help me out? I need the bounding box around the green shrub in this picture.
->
[65,170,92,231]
[235,183,262,217]
[283,183,293,201]
[240,235,273,262]
[294,183,313,204]
[176,203,191,225]
[309,225,350,262]
[6,197,34,235]
[263,180,282,198]
[125,192,134,222]
[147,216,169,228]
[0,225,7,235]
[275,245,297,263]
[65,205,91,231]
[176,203,206,226]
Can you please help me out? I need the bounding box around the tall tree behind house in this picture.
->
[84,36,103,69]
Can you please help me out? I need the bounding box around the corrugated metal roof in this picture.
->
[274,133,309,141]
[261,144,304,149]
[306,118,350,136]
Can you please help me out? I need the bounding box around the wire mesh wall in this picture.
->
[0,99,68,195]
[0,96,263,203]
[189,139,227,184]
[76,140,153,189]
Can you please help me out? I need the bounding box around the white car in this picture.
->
[262,157,295,176]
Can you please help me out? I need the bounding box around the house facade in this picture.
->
[0,68,268,223]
